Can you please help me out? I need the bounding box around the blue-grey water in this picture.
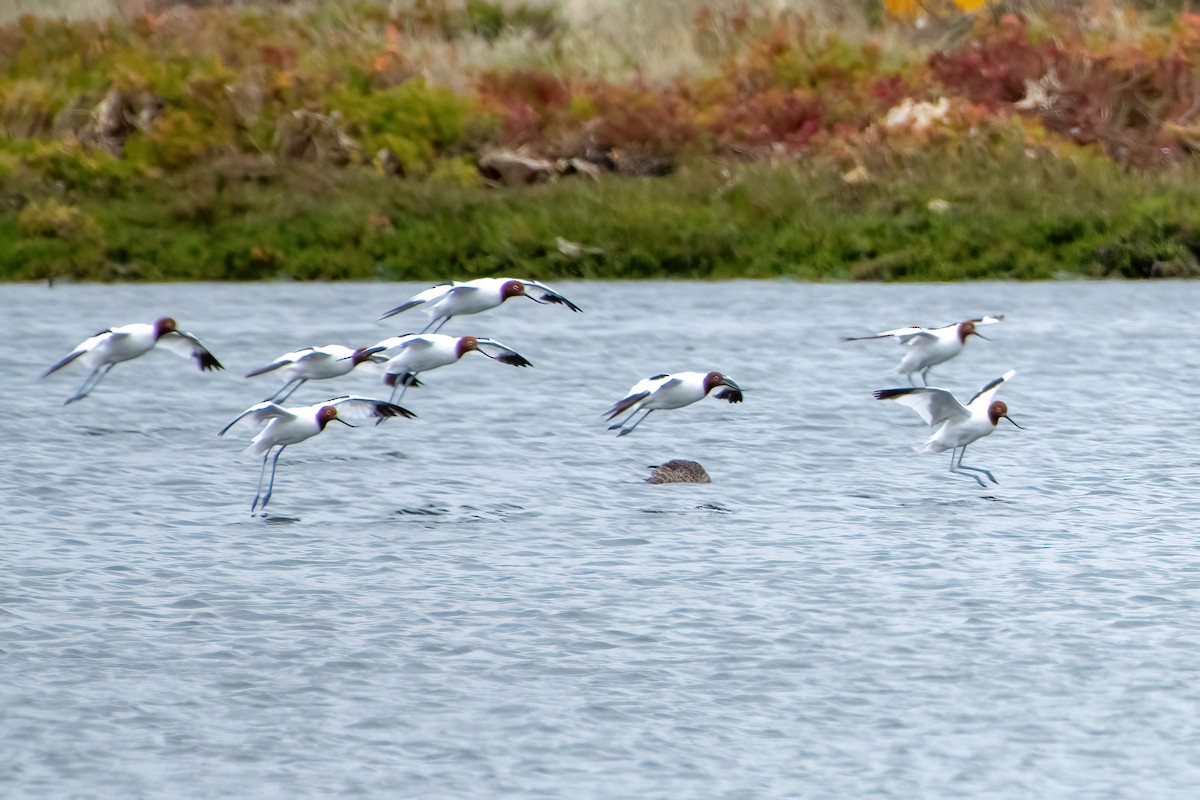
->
[4,280,1200,798]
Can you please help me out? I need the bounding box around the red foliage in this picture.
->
[930,15,1060,107]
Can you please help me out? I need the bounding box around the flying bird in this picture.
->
[370,333,532,406]
[606,371,743,437]
[846,315,1004,386]
[380,278,582,332]
[874,369,1022,488]
[219,396,415,514]
[43,317,223,405]
[244,344,388,403]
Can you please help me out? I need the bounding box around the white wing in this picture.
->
[967,369,1017,406]
[606,374,677,418]
[380,282,480,319]
[42,329,125,376]
[475,338,532,367]
[874,387,969,426]
[218,402,297,436]
[370,334,438,356]
[518,279,582,312]
[846,326,936,345]
[968,314,1005,326]
[157,330,223,371]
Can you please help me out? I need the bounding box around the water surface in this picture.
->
[4,281,1200,798]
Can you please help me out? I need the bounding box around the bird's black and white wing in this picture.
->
[158,330,224,371]
[218,402,297,436]
[42,329,120,376]
[967,369,1016,406]
[874,387,969,426]
[323,395,417,422]
[380,283,472,319]
[519,279,582,312]
[475,338,533,367]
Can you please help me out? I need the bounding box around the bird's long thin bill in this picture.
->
[336,418,359,428]
[1004,416,1024,429]
[974,332,992,341]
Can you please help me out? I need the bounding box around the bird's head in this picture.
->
[153,317,178,339]
[988,400,1022,428]
[317,405,339,429]
[456,336,480,358]
[959,320,989,343]
[501,280,526,302]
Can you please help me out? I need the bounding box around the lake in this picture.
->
[4,280,1200,798]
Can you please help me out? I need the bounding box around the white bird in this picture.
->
[874,369,1022,488]
[846,315,1004,386]
[380,277,582,332]
[606,371,743,437]
[245,344,388,403]
[218,395,415,513]
[371,333,532,406]
[42,317,223,405]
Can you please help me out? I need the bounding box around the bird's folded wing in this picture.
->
[159,331,224,371]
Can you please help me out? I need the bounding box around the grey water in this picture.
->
[4,280,1200,798]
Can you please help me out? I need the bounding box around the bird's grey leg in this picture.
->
[64,363,114,405]
[617,409,653,437]
[606,408,640,431]
[250,448,273,513]
[259,446,286,513]
[956,446,998,485]
[949,447,987,488]
[921,368,931,387]
[906,372,918,388]
[422,317,451,334]
[271,378,305,404]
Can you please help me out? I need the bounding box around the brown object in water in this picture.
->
[646,460,711,485]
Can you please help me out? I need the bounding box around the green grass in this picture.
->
[5,130,1200,283]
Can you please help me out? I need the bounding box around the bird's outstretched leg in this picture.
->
[617,409,653,437]
[607,408,640,431]
[64,363,114,405]
[258,446,286,513]
[956,446,998,485]
[421,317,451,334]
[251,448,273,513]
[948,447,987,488]
[906,371,918,388]
[271,378,306,404]
[920,368,932,387]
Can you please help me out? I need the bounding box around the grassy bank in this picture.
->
[6,2,1200,281]
[8,130,1200,282]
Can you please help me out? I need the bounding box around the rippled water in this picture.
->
[5,280,1200,798]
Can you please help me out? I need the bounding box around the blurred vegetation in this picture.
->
[5,1,1200,281]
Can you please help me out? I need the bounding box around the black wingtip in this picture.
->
[715,388,743,404]
[199,352,224,371]
[378,402,417,420]
[874,388,915,400]
[498,354,533,368]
